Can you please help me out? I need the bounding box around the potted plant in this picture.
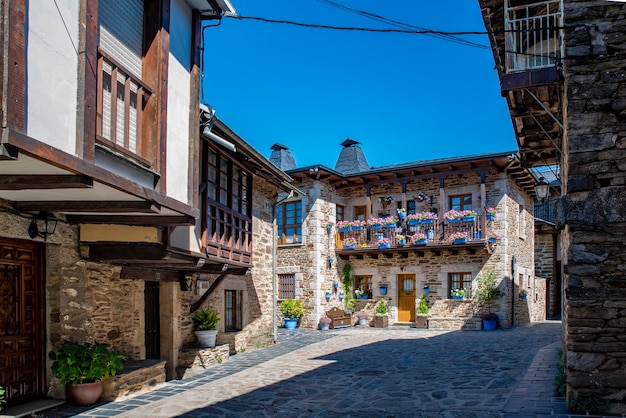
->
[410,232,428,245]
[192,308,220,348]
[367,217,384,229]
[336,220,351,232]
[319,315,332,331]
[342,237,357,249]
[449,231,469,244]
[396,234,406,245]
[379,283,388,295]
[355,288,368,300]
[280,298,304,330]
[451,288,465,300]
[485,207,497,221]
[379,196,394,206]
[519,289,528,300]
[374,298,388,328]
[418,211,438,224]
[0,385,5,411]
[397,208,406,220]
[473,269,502,331]
[382,216,398,228]
[356,311,369,326]
[415,294,429,328]
[461,209,478,222]
[49,340,126,406]
[351,219,366,230]
[444,209,463,223]
[377,237,391,249]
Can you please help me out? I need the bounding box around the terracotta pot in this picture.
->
[66,381,103,406]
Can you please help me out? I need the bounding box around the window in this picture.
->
[97,0,149,160]
[354,205,366,221]
[336,205,345,222]
[278,273,295,300]
[448,272,473,299]
[518,203,526,239]
[449,194,472,211]
[202,146,253,255]
[355,275,372,299]
[277,201,302,244]
[407,200,417,215]
[224,290,242,332]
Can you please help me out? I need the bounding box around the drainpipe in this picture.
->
[272,190,294,344]
[511,256,517,326]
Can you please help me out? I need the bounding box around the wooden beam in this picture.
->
[190,265,230,313]
[67,214,194,226]
[14,200,160,213]
[0,175,93,190]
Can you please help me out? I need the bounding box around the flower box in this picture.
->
[487,214,496,221]
[415,239,428,245]
[369,224,382,230]
[351,226,364,231]
[338,227,351,233]
[344,244,355,249]
[407,219,419,225]
[462,216,476,222]
[453,238,467,244]
[378,243,391,249]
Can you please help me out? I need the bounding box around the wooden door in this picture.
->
[144,281,160,359]
[0,238,45,407]
[397,274,416,322]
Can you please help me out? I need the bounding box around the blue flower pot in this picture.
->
[378,243,391,249]
[380,286,388,295]
[483,318,497,331]
[447,218,460,223]
[462,216,476,222]
[422,219,434,224]
[398,213,406,220]
[351,226,364,231]
[415,239,428,245]
[487,214,496,221]
[344,244,355,249]
[384,223,396,229]
[284,318,298,330]
[453,238,467,244]
[488,237,496,244]
[407,219,419,225]
[338,227,350,233]
[370,224,382,230]
[452,295,463,300]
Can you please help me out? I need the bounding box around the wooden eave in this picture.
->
[86,242,251,273]
[287,153,536,197]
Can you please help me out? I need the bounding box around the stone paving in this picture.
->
[35,321,624,418]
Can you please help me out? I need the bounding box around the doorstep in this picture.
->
[0,399,65,418]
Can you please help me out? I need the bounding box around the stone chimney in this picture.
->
[269,143,297,171]
[334,138,370,174]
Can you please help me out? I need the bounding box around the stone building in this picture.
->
[0,0,297,409]
[271,140,548,332]
[478,0,626,412]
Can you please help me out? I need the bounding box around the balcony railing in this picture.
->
[534,201,555,225]
[96,52,151,161]
[338,218,485,250]
[505,0,562,73]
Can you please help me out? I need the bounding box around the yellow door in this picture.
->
[397,274,416,322]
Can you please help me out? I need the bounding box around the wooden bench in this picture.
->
[326,307,352,329]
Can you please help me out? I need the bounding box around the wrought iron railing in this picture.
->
[505,0,562,73]
[534,201,555,224]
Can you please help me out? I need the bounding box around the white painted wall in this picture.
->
[27,0,78,154]
[166,0,193,204]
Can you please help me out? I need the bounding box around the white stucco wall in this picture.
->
[166,0,192,204]
[27,0,78,154]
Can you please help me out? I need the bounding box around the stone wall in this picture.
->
[278,171,538,329]
[559,1,626,412]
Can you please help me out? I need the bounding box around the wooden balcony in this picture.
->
[336,218,493,259]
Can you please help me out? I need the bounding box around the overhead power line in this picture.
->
[316,0,490,50]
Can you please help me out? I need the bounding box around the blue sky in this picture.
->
[202,0,517,170]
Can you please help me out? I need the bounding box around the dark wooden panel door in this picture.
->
[144,281,160,359]
[397,274,416,322]
[0,238,45,407]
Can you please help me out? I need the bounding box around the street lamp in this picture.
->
[534,177,549,202]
